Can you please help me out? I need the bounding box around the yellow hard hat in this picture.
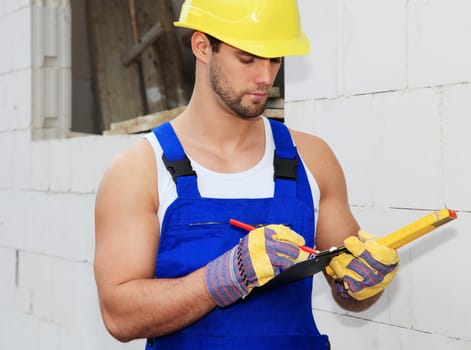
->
[174,0,310,58]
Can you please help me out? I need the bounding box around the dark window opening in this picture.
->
[71,0,284,135]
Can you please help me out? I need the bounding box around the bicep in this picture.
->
[294,131,359,250]
[314,146,359,250]
[94,141,159,296]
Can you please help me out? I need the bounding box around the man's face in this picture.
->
[208,43,282,119]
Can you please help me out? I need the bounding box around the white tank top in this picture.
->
[144,117,320,227]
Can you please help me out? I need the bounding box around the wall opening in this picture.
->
[67,0,285,137]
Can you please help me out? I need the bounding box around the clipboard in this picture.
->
[236,208,457,293]
[253,246,348,292]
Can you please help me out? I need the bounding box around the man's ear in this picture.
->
[191,31,212,63]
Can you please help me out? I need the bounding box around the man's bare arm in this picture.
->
[94,140,215,342]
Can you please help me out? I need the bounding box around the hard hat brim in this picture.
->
[175,22,311,58]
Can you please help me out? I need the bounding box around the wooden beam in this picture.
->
[122,22,164,66]
[86,0,145,132]
[103,105,186,135]
[137,0,189,110]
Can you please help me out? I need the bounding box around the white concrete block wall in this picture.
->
[285,0,471,348]
[341,0,407,95]
[373,88,444,209]
[443,84,471,209]
[0,69,32,131]
[1,0,470,349]
[408,0,471,88]
[0,4,30,74]
[0,3,144,348]
[0,133,142,349]
[285,0,337,100]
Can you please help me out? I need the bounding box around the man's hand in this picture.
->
[205,225,309,307]
[326,230,399,301]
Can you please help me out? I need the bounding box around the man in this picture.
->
[94,0,399,349]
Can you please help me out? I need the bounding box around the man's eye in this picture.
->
[270,57,282,64]
[240,57,254,64]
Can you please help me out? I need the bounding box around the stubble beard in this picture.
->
[209,60,269,120]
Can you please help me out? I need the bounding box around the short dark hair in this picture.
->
[205,33,222,52]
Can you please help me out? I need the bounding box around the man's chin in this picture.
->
[239,103,267,119]
[237,108,266,120]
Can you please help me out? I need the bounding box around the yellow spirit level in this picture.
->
[257,208,458,291]
[377,208,457,249]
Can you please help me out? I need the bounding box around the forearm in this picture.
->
[99,267,216,342]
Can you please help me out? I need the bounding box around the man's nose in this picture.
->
[253,59,274,85]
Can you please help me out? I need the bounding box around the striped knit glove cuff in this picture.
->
[205,243,251,307]
[205,225,308,307]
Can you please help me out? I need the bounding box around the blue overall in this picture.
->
[146,119,329,349]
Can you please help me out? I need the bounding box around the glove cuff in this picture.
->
[235,242,251,292]
[205,244,250,307]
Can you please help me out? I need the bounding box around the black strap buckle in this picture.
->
[162,154,196,184]
[273,155,298,180]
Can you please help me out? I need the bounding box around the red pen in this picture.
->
[229,218,319,255]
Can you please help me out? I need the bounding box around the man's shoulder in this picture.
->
[109,138,155,172]
[98,139,157,196]
[290,129,334,160]
[96,137,158,215]
[290,128,344,195]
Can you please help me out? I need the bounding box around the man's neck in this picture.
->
[170,107,266,173]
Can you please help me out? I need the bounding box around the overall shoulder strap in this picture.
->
[269,119,298,198]
[152,122,200,198]
[269,119,313,212]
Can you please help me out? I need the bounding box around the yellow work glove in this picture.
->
[206,224,309,307]
[246,224,310,285]
[326,230,399,300]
